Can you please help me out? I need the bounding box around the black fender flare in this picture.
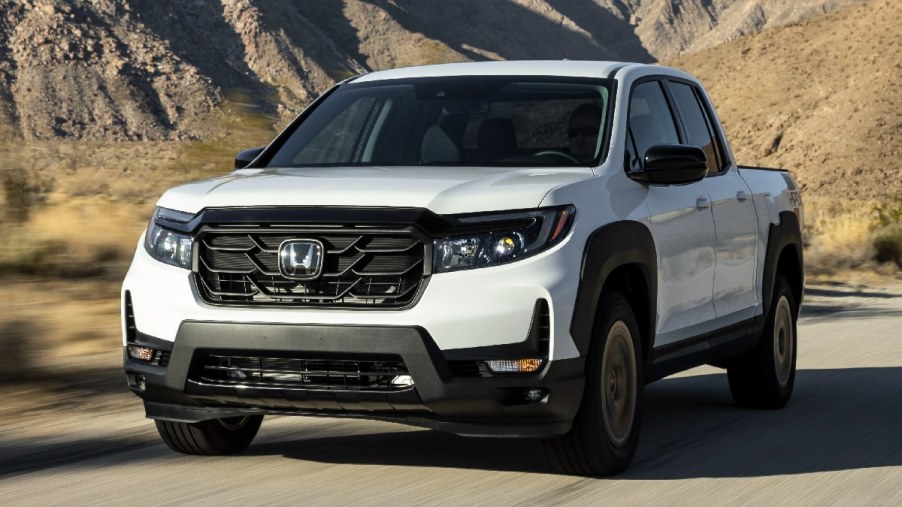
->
[570,221,657,363]
[760,211,804,322]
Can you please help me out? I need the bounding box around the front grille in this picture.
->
[195,227,426,307]
[189,352,411,392]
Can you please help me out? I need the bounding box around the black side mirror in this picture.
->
[628,144,707,185]
[235,147,265,169]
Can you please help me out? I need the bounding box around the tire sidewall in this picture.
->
[584,291,644,466]
[765,277,797,399]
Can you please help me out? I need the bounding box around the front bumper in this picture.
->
[125,321,585,437]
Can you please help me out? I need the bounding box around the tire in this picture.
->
[155,415,263,455]
[544,291,644,476]
[727,274,797,408]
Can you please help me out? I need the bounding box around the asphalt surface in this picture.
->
[2,282,901,505]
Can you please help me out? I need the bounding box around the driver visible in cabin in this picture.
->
[568,104,603,164]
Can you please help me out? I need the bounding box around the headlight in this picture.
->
[144,207,195,269]
[434,206,575,273]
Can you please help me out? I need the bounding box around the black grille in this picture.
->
[189,352,411,392]
[124,291,136,342]
[195,227,426,307]
[448,361,487,377]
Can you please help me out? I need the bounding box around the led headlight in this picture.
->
[144,207,195,269]
[434,206,575,273]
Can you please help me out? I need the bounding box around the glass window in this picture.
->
[292,95,376,165]
[669,82,721,174]
[627,81,679,160]
[267,77,611,168]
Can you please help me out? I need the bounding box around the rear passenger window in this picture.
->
[628,81,680,162]
[668,82,721,174]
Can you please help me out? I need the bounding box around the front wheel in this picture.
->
[727,274,797,408]
[155,415,263,455]
[544,291,644,476]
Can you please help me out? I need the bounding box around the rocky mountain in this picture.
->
[669,0,901,199]
[0,0,867,141]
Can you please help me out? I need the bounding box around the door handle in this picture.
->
[696,196,710,210]
[736,190,749,202]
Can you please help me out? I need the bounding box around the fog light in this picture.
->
[391,375,415,388]
[135,374,147,391]
[525,388,547,402]
[127,345,155,362]
[485,358,543,373]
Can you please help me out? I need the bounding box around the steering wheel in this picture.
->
[532,150,581,165]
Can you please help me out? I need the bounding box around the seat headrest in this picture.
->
[420,125,461,164]
[477,117,517,153]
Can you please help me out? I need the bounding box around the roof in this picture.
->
[353,60,640,83]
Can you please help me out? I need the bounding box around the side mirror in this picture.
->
[235,147,265,169]
[628,144,707,185]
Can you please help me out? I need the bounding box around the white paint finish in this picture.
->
[121,240,198,346]
[643,181,717,343]
[122,230,587,360]
[156,166,594,215]
[738,168,802,306]
[353,60,625,83]
[704,171,759,318]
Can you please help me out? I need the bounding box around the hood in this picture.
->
[156,166,594,215]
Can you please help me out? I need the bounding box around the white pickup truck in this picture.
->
[122,60,804,475]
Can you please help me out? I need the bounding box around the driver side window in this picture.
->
[627,81,680,164]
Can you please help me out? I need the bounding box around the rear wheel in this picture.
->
[155,415,263,455]
[544,291,643,476]
[727,274,797,408]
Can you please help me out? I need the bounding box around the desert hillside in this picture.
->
[669,0,901,199]
[0,0,865,142]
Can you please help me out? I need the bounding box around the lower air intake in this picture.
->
[189,352,412,392]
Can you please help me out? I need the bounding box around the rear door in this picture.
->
[665,80,759,322]
[627,80,717,347]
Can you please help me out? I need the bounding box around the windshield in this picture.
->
[266,76,612,168]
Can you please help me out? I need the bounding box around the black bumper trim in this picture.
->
[125,321,585,437]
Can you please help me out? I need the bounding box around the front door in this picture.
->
[627,80,717,347]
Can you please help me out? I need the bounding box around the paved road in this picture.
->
[2,282,901,505]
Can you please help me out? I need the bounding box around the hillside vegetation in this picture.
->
[0,0,865,141]
[670,0,901,200]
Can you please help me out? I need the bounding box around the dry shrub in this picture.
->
[0,319,40,381]
[870,198,902,268]
[28,196,149,277]
[804,197,870,273]
[0,195,149,279]
[804,196,902,274]
[805,212,874,272]
[873,226,902,268]
[0,225,59,275]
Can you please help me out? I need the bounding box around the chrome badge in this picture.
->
[278,239,324,280]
